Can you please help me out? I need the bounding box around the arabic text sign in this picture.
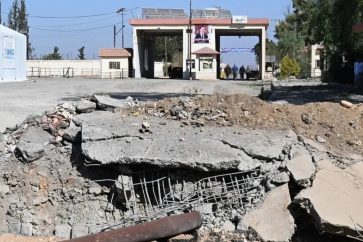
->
[3,36,16,68]
[221,48,253,53]
[232,16,248,24]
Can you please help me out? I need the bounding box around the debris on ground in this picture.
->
[0,93,362,242]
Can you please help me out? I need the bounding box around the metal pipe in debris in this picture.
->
[65,211,202,242]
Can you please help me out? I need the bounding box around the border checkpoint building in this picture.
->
[129,8,269,80]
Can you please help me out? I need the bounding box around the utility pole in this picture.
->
[122,10,124,48]
[165,36,168,76]
[116,8,126,48]
[114,25,116,48]
[165,37,168,64]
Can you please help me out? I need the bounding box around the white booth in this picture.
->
[0,24,27,82]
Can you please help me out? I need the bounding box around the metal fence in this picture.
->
[27,67,135,79]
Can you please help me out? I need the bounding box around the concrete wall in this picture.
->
[100,58,129,79]
[154,62,166,78]
[27,60,100,77]
[0,24,26,82]
[310,44,322,78]
[28,58,131,79]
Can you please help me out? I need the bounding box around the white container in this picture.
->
[0,24,27,82]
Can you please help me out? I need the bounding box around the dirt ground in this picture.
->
[155,93,363,157]
[1,89,362,242]
[0,234,59,242]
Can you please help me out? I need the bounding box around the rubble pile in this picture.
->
[142,94,363,158]
[0,94,362,241]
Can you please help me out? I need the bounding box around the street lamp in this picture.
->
[116,8,126,48]
[113,25,126,48]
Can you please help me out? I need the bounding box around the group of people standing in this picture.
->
[222,64,251,80]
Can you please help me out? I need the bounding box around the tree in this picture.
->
[277,29,305,61]
[78,46,85,60]
[43,47,62,60]
[18,0,32,59]
[254,39,278,64]
[0,1,2,25]
[275,0,363,82]
[307,0,363,82]
[280,56,301,77]
[6,0,33,59]
[275,0,316,44]
[154,36,183,63]
[17,0,27,31]
[7,0,18,30]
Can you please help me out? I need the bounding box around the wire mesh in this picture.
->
[114,168,264,226]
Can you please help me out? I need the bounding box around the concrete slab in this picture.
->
[294,160,363,239]
[287,154,316,187]
[80,113,298,171]
[241,184,295,242]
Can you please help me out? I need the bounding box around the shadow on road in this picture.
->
[60,92,197,102]
[267,83,363,105]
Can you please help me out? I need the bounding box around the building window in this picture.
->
[315,60,320,69]
[199,57,213,71]
[109,62,120,69]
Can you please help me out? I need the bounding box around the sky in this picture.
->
[1,0,291,65]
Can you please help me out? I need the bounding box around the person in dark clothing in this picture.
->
[224,64,232,80]
[246,65,251,80]
[168,65,172,79]
[232,64,238,80]
[239,65,245,80]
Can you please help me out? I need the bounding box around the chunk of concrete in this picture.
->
[72,226,89,238]
[80,114,298,171]
[271,172,290,184]
[74,111,141,141]
[222,220,235,232]
[287,155,316,187]
[0,184,10,196]
[76,100,96,114]
[15,127,51,162]
[88,186,102,196]
[222,129,297,161]
[82,136,246,171]
[294,160,363,239]
[93,95,137,111]
[0,142,5,153]
[194,203,214,215]
[55,224,72,239]
[241,184,295,242]
[8,223,21,234]
[63,121,82,143]
[20,223,33,236]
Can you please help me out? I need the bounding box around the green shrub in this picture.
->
[280,56,301,77]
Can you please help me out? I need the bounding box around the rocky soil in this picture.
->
[0,91,362,242]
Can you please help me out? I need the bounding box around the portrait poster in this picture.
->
[194,25,210,44]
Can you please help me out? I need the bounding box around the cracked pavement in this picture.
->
[79,112,298,171]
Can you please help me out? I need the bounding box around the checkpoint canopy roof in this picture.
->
[130,8,269,29]
[192,47,220,56]
[142,8,232,19]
